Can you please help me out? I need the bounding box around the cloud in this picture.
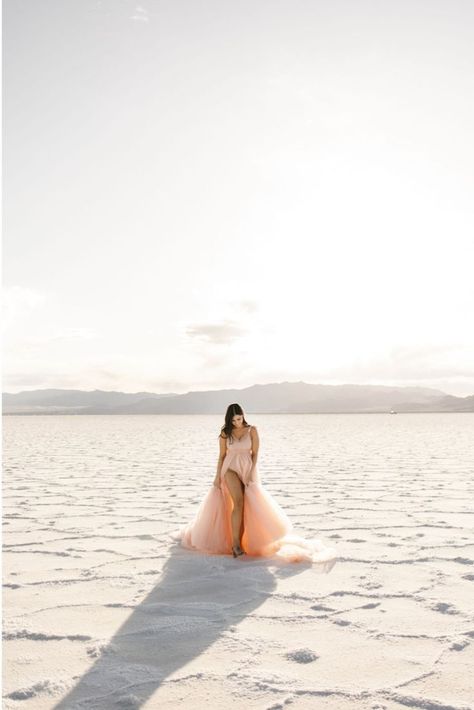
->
[129,5,149,22]
[2,286,46,332]
[185,320,247,345]
[237,300,259,314]
[4,328,98,356]
[2,373,49,390]
[2,371,84,391]
[48,328,97,342]
[201,353,229,368]
[359,343,473,380]
[300,342,474,384]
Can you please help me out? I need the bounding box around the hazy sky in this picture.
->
[3,0,474,396]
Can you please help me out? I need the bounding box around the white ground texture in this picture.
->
[2,414,474,709]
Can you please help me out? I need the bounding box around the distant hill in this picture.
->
[2,388,177,414]
[2,382,473,414]
[392,394,474,413]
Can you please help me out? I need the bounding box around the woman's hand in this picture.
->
[247,467,257,485]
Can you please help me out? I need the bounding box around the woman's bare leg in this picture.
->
[225,469,244,548]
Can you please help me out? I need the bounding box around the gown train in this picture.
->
[175,426,338,571]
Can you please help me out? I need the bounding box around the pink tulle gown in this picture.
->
[178,426,338,570]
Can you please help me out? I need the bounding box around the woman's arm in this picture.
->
[249,426,259,481]
[213,434,227,487]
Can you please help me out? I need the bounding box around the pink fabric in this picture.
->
[179,426,338,570]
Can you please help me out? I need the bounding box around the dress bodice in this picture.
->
[226,426,252,454]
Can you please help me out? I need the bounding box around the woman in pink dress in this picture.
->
[179,403,337,569]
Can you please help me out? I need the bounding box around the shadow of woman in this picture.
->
[53,542,309,709]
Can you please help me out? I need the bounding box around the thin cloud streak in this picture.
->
[185,321,247,345]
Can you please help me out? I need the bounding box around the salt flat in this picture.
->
[2,413,474,709]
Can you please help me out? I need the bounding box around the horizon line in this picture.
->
[3,380,473,399]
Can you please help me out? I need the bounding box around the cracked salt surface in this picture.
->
[3,413,474,709]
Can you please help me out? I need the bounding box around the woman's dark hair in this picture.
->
[219,403,250,443]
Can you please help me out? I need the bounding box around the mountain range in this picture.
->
[3,382,474,414]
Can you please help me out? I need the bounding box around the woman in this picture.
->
[179,403,337,569]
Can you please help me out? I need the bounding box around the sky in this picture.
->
[3,0,474,396]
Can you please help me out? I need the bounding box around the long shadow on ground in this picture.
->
[53,543,309,708]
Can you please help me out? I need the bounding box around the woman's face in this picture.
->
[232,413,244,428]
